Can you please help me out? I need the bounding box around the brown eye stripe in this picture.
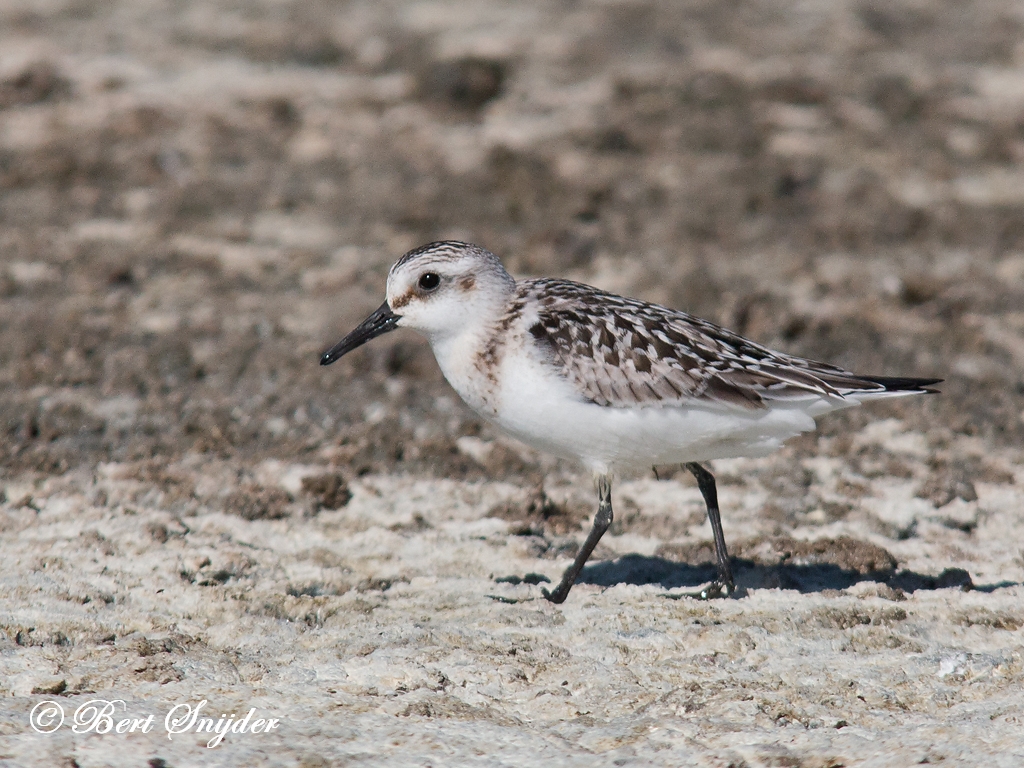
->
[390,290,415,310]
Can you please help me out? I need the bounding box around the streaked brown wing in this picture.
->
[521,279,889,410]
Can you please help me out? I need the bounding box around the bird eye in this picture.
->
[418,272,441,291]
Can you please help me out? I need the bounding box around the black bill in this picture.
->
[320,301,400,366]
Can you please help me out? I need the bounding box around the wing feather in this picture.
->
[518,279,931,410]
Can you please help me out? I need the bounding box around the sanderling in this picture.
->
[321,241,940,603]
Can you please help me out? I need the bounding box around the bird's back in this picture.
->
[514,278,939,413]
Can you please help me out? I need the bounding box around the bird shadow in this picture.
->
[575,553,1014,595]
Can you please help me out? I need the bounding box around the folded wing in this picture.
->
[521,279,940,410]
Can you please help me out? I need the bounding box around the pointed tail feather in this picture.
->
[856,376,943,394]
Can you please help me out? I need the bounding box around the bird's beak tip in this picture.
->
[319,301,399,367]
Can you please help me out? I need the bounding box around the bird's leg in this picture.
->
[543,474,613,604]
[684,462,735,599]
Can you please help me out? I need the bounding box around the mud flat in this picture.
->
[2,1,1023,765]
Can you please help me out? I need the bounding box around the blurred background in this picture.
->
[2,0,1023,483]
[5,6,1024,760]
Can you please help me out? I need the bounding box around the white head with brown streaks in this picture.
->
[320,241,515,365]
[385,241,516,341]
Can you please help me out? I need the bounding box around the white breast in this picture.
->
[428,328,502,418]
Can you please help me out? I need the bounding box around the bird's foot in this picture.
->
[699,579,736,600]
[660,580,740,601]
[486,594,534,604]
[489,573,551,603]
[540,584,569,604]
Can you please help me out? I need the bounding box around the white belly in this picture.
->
[485,351,822,475]
[430,329,839,476]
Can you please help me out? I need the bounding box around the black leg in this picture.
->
[543,475,613,604]
[685,462,735,599]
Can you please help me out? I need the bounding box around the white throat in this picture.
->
[424,308,508,417]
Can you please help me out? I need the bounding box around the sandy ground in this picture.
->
[2,1,1024,765]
